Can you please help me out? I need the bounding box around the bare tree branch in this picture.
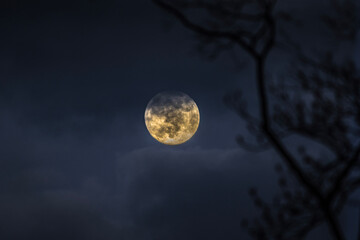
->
[153,0,259,57]
[328,143,360,201]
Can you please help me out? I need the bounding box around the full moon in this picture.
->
[145,91,200,145]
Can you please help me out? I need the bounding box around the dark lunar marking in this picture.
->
[148,91,193,116]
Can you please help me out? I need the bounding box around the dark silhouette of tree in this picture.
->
[153,0,359,239]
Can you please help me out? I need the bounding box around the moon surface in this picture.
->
[145,91,200,145]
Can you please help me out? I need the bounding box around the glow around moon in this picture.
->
[145,91,200,145]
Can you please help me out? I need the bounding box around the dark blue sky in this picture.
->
[0,0,359,239]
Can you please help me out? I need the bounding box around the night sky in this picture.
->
[0,0,359,239]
